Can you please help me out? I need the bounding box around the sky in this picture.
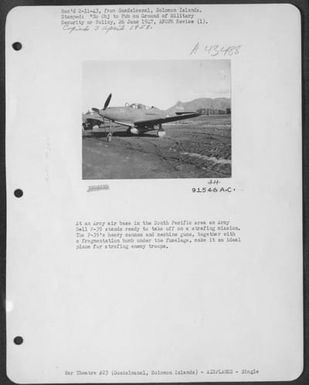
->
[83,60,231,111]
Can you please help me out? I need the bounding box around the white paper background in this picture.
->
[6,4,302,383]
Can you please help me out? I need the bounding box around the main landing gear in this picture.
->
[126,125,166,137]
[129,127,140,135]
[156,124,166,138]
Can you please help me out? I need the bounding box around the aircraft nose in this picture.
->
[101,109,110,119]
[102,107,115,120]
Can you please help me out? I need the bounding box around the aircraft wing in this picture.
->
[175,111,198,115]
[113,120,134,128]
[134,112,200,127]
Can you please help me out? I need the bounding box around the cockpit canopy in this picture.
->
[125,103,155,110]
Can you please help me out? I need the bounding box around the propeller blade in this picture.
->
[103,93,112,110]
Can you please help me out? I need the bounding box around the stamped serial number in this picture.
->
[192,186,235,193]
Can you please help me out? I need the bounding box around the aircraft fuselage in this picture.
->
[101,106,166,127]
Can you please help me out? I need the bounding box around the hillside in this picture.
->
[167,98,231,113]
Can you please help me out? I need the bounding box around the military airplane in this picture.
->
[83,93,200,137]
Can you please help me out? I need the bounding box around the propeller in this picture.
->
[92,93,112,114]
[91,94,112,128]
[103,93,112,110]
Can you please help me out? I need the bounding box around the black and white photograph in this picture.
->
[82,60,231,179]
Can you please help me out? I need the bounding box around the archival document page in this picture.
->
[6,4,302,383]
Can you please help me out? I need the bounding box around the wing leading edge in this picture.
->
[134,112,200,127]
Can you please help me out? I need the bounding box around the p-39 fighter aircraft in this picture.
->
[83,93,200,137]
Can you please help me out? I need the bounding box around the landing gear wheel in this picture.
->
[157,130,166,138]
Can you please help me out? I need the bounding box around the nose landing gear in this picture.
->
[106,123,112,142]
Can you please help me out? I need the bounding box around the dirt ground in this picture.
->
[82,115,231,179]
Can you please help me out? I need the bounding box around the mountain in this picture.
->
[167,98,231,113]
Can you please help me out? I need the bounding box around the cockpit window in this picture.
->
[126,103,154,110]
[129,103,144,109]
